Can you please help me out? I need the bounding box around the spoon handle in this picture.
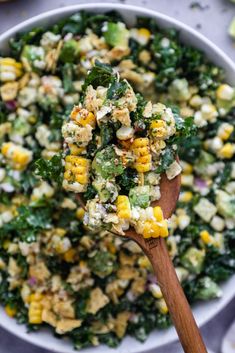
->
[144,237,207,353]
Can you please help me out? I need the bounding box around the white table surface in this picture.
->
[0,0,235,352]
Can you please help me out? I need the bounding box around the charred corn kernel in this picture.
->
[0,81,18,101]
[3,239,10,250]
[1,142,32,170]
[216,84,234,101]
[153,206,164,222]
[0,57,23,82]
[64,248,76,262]
[68,144,86,156]
[156,298,168,314]
[64,156,90,185]
[28,301,43,324]
[107,242,117,254]
[138,255,151,269]
[71,107,96,128]
[116,195,131,219]
[132,138,152,173]
[5,305,17,317]
[150,120,167,139]
[158,220,169,238]
[218,143,235,159]
[149,284,163,299]
[217,123,234,141]
[76,207,85,220]
[179,191,193,203]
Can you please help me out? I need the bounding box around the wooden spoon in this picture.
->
[77,163,207,352]
[126,171,207,353]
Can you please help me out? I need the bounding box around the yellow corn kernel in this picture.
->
[69,144,86,156]
[179,191,193,203]
[158,220,169,238]
[29,293,43,303]
[5,304,17,317]
[153,206,164,222]
[143,221,159,239]
[76,207,85,220]
[65,155,88,166]
[116,195,131,219]
[150,120,167,139]
[0,58,23,82]
[217,123,234,141]
[200,230,213,245]
[64,156,90,185]
[71,107,96,128]
[1,142,32,169]
[137,28,151,45]
[134,162,151,173]
[79,260,86,268]
[156,298,168,314]
[64,248,76,263]
[149,283,163,299]
[132,137,149,149]
[28,302,43,324]
[138,256,151,269]
[75,174,88,184]
[218,143,235,159]
[181,162,193,174]
[79,112,96,128]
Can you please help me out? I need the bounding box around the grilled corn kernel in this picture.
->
[200,230,214,245]
[0,57,23,82]
[179,191,193,203]
[158,220,169,237]
[138,255,151,269]
[216,84,234,101]
[156,298,168,314]
[1,142,32,170]
[5,305,17,317]
[28,302,43,324]
[153,206,164,222]
[29,293,43,303]
[69,144,86,156]
[218,143,235,159]
[217,123,234,141]
[64,156,90,185]
[150,120,167,139]
[142,220,159,238]
[64,248,76,262]
[116,195,131,219]
[149,283,163,299]
[132,138,152,173]
[181,161,193,175]
[70,107,96,128]
[137,28,151,45]
[76,207,85,220]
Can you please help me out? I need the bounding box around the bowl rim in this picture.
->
[0,3,235,353]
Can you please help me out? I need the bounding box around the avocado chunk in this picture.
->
[216,189,235,219]
[104,22,129,48]
[129,185,150,208]
[181,247,205,274]
[21,45,45,71]
[92,146,124,179]
[194,277,222,300]
[194,150,215,176]
[59,39,79,63]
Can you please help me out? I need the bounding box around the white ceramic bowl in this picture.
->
[0,3,235,353]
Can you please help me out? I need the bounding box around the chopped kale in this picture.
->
[34,153,63,185]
